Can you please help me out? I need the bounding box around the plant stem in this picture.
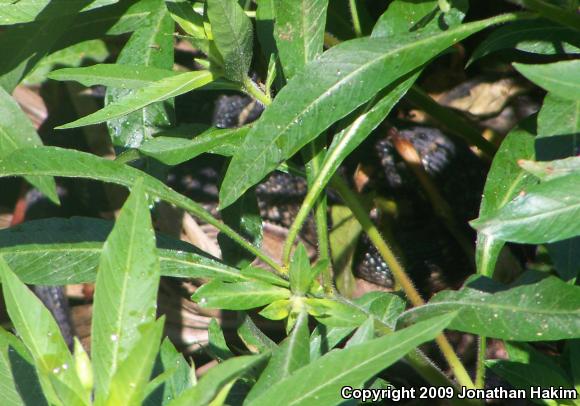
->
[300,137,333,292]
[348,0,363,37]
[243,77,272,106]
[475,336,487,388]
[331,175,476,389]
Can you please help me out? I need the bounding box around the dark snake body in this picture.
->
[212,95,486,293]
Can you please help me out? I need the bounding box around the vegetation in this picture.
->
[0,0,579,405]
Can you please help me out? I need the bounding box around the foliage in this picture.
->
[0,0,579,405]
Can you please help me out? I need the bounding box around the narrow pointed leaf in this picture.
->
[0,87,57,203]
[289,244,312,295]
[536,93,580,281]
[91,178,161,396]
[237,313,277,353]
[398,275,580,341]
[0,147,232,246]
[472,173,580,244]
[57,70,214,129]
[246,313,455,406]
[49,64,178,90]
[106,1,175,148]
[0,257,86,405]
[192,280,290,310]
[469,19,580,64]
[106,319,165,406]
[0,217,244,285]
[303,72,419,223]
[514,61,580,102]
[139,125,248,164]
[0,2,83,93]
[0,0,117,25]
[167,355,268,406]
[220,14,519,207]
[247,310,310,402]
[274,0,328,80]
[474,123,536,276]
[208,319,234,361]
[0,329,26,406]
[207,0,253,82]
[372,0,468,37]
[144,338,192,405]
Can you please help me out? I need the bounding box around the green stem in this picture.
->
[243,77,272,106]
[331,176,476,390]
[348,0,363,37]
[301,137,333,293]
[475,336,487,388]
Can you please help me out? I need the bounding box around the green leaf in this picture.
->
[398,274,580,341]
[0,146,270,275]
[144,338,192,405]
[0,328,29,406]
[514,60,580,101]
[469,19,580,65]
[487,342,574,404]
[0,257,86,405]
[274,0,328,80]
[487,359,574,405]
[57,70,215,129]
[306,73,420,249]
[309,325,354,361]
[219,14,512,207]
[0,217,245,285]
[240,266,289,288]
[168,355,268,406]
[471,173,580,244]
[106,0,175,148]
[0,0,117,25]
[166,0,207,40]
[49,64,178,89]
[365,292,406,329]
[237,313,277,353]
[138,125,248,164]
[474,122,536,277]
[255,0,277,63]
[305,298,367,328]
[25,40,108,85]
[91,178,161,397]
[208,319,234,361]
[289,244,313,295]
[207,0,253,82]
[192,280,290,310]
[247,310,310,403]
[246,313,455,406]
[372,0,468,37]
[345,316,375,348]
[537,93,580,159]
[0,87,57,203]
[508,0,580,31]
[218,187,263,267]
[259,299,291,320]
[106,319,165,406]
[0,1,87,92]
[536,93,580,282]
